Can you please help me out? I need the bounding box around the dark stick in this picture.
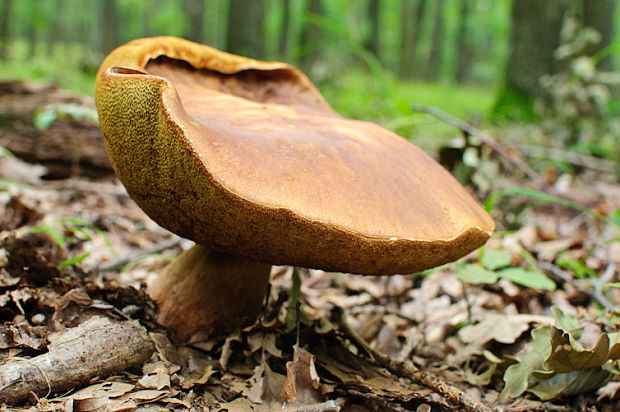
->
[335,307,493,412]
[411,104,552,193]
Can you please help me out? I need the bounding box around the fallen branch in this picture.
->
[281,398,345,412]
[335,308,492,412]
[519,144,617,174]
[411,104,551,193]
[0,316,154,405]
[538,260,614,311]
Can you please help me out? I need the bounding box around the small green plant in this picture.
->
[499,307,620,400]
[0,145,15,159]
[456,249,556,291]
[28,217,115,269]
[33,103,98,131]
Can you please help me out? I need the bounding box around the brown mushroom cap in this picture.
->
[95,37,494,275]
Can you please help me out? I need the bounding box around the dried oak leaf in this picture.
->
[544,326,620,373]
[0,323,47,350]
[281,346,322,405]
[597,381,620,400]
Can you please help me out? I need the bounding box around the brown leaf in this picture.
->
[138,361,171,390]
[0,195,43,231]
[459,313,550,345]
[76,382,136,399]
[281,346,322,405]
[131,389,168,403]
[597,381,620,400]
[181,364,215,390]
[245,360,286,408]
[0,323,47,350]
[545,326,620,373]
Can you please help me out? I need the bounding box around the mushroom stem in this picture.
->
[148,244,272,341]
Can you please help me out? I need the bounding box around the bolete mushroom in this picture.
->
[95,37,494,341]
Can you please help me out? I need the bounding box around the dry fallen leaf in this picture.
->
[597,381,620,400]
[281,346,322,405]
[138,361,171,390]
[459,313,551,345]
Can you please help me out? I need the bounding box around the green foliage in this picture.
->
[556,253,598,279]
[538,16,620,164]
[33,103,98,130]
[491,88,538,122]
[0,145,15,159]
[480,250,511,270]
[28,217,115,269]
[499,268,556,291]
[455,262,497,284]
[455,255,556,291]
[151,0,188,38]
[500,326,551,399]
[285,267,303,333]
[58,253,90,269]
[0,40,97,94]
[321,68,495,151]
[500,307,620,400]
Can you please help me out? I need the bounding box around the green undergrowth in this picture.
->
[0,41,98,95]
[320,68,496,151]
[0,41,496,154]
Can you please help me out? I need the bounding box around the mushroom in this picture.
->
[95,37,494,341]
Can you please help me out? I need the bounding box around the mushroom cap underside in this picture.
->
[95,37,494,275]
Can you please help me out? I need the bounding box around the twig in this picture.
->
[411,104,552,193]
[99,237,181,272]
[333,387,412,412]
[280,398,345,412]
[538,260,614,311]
[594,263,617,311]
[335,308,492,412]
[519,144,617,174]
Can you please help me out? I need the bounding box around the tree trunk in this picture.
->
[300,0,322,72]
[365,0,380,58]
[454,0,472,83]
[583,0,616,70]
[279,0,292,60]
[27,23,37,58]
[426,0,444,80]
[0,0,12,60]
[226,0,266,59]
[142,1,155,37]
[99,0,120,56]
[48,0,65,56]
[76,0,93,51]
[23,0,39,58]
[504,0,568,100]
[399,0,427,78]
[184,0,206,43]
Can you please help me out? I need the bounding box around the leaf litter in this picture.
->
[0,84,619,411]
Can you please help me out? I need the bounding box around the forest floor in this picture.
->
[0,81,619,412]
